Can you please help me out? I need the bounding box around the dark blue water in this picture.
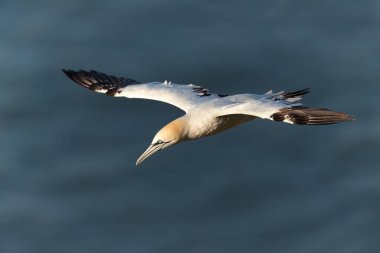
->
[1,0,379,252]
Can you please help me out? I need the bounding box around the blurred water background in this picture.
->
[1,0,379,252]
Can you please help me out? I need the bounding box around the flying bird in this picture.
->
[62,69,353,165]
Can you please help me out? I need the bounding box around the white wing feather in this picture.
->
[63,69,222,112]
[121,82,220,112]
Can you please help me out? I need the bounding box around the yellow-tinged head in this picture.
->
[136,117,187,166]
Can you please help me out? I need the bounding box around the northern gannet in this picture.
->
[63,69,353,165]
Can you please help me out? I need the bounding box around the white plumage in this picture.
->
[63,69,353,165]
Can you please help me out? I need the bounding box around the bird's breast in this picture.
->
[186,114,256,140]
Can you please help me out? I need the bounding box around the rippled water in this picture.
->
[1,0,380,252]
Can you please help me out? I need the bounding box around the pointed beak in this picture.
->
[136,143,165,166]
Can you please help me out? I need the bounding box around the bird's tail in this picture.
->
[271,107,354,125]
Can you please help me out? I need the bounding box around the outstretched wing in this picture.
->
[219,89,353,125]
[63,69,225,112]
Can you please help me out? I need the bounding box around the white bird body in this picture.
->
[63,69,353,165]
[186,113,255,140]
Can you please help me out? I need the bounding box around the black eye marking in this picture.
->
[153,139,172,146]
[152,139,163,146]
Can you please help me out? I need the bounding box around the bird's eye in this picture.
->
[156,140,163,144]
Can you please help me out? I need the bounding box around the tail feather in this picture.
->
[271,107,354,125]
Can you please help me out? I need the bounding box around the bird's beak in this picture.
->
[136,143,166,166]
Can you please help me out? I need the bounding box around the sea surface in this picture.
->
[1,0,379,252]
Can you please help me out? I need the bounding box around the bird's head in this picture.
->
[136,117,187,166]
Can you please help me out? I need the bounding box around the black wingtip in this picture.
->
[271,107,354,125]
[62,69,141,96]
[62,69,73,75]
[62,69,72,78]
[62,69,78,81]
[61,69,69,77]
[62,69,92,89]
